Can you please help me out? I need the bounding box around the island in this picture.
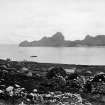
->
[19,32,105,47]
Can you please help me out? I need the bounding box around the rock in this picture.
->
[19,33,105,47]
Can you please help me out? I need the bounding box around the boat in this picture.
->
[30,56,37,57]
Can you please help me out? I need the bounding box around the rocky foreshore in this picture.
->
[0,58,105,105]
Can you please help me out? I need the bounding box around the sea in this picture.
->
[0,44,105,65]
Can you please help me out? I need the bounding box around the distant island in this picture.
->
[19,32,105,47]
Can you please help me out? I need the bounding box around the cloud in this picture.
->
[0,0,105,43]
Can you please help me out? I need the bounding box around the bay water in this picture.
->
[0,45,105,65]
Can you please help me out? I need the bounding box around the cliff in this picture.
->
[19,32,105,47]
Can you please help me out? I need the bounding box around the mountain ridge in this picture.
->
[19,32,105,47]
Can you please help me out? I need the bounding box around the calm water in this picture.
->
[0,45,105,65]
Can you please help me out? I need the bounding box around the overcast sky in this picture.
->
[0,0,105,44]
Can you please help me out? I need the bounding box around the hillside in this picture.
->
[19,32,105,47]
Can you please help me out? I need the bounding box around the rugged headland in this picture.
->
[19,32,105,47]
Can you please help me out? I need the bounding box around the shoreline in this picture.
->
[1,58,105,69]
[1,58,105,74]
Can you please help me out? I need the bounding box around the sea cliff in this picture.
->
[19,32,105,47]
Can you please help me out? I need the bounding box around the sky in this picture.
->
[0,0,105,44]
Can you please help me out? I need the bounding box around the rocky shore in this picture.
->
[0,58,105,105]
